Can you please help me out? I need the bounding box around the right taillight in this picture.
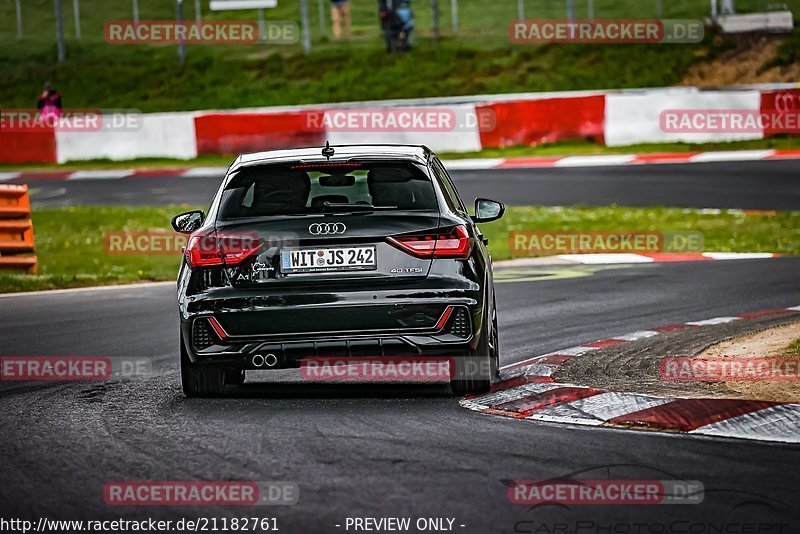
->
[388,225,473,259]
[185,231,262,268]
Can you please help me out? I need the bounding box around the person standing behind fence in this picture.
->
[37,82,62,122]
[331,0,352,40]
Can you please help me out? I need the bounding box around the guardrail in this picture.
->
[2,84,800,163]
[0,185,38,273]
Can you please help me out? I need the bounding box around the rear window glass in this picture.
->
[217,162,437,220]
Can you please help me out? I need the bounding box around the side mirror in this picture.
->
[171,210,205,234]
[472,198,505,223]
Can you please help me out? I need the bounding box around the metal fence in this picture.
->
[3,0,798,63]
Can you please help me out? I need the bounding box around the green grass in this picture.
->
[3,0,794,112]
[3,136,800,172]
[1,204,797,292]
[480,206,800,260]
[0,37,709,112]
[785,338,800,356]
[441,136,800,160]
[4,0,798,45]
[0,205,196,293]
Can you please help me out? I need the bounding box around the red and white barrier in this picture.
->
[0,128,57,164]
[604,89,763,146]
[476,95,605,148]
[2,84,799,164]
[55,112,198,163]
[194,110,325,155]
[324,103,484,153]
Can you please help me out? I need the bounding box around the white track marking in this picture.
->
[465,382,562,409]
[690,405,800,443]
[0,281,175,298]
[503,363,560,378]
[702,252,777,260]
[67,170,134,180]
[688,150,775,163]
[441,158,504,170]
[502,346,598,370]
[553,155,637,167]
[181,167,228,177]
[557,253,655,264]
[686,317,741,326]
[535,391,675,421]
[612,330,660,341]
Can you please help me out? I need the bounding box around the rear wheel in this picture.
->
[450,307,496,396]
[490,300,500,379]
[180,336,241,397]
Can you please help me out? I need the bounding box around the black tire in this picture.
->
[450,308,495,396]
[490,298,500,379]
[180,336,239,397]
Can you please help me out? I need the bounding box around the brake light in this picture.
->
[185,232,262,268]
[290,163,362,169]
[388,225,473,259]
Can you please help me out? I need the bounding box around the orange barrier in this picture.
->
[0,185,37,273]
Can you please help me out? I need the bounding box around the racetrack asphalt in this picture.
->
[1,257,799,531]
[19,159,800,210]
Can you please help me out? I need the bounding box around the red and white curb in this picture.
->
[0,167,229,181]
[2,148,800,182]
[444,149,800,171]
[461,305,800,443]
[497,252,780,266]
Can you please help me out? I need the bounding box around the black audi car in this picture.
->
[172,144,505,397]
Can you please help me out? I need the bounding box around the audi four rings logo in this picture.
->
[308,223,346,235]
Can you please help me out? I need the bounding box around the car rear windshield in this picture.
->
[217,162,438,220]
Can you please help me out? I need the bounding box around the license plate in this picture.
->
[280,246,377,273]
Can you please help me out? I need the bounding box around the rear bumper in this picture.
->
[180,292,483,367]
[178,253,490,367]
[182,303,479,366]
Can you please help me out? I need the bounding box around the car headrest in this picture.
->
[251,170,311,213]
[368,169,415,207]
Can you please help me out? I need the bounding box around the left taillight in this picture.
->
[388,225,473,259]
[185,231,262,268]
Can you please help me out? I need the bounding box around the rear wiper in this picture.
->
[322,202,397,212]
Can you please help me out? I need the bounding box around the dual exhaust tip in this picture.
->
[251,353,278,368]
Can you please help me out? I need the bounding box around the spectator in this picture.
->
[37,82,62,122]
[378,0,413,52]
[331,0,352,40]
